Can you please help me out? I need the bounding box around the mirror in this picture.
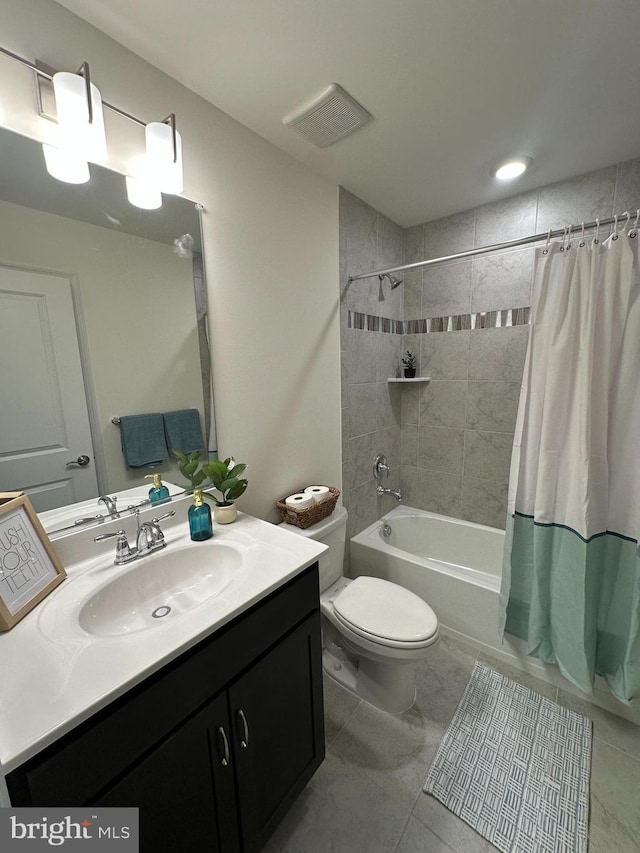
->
[0,125,212,534]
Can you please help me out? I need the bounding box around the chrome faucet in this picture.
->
[376,485,402,502]
[98,495,120,518]
[136,510,176,556]
[94,509,176,565]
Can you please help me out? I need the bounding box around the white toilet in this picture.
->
[281,506,439,713]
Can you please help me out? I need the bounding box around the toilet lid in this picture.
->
[333,577,438,643]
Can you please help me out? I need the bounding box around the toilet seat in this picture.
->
[332,576,438,649]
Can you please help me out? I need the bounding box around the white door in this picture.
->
[0,265,98,511]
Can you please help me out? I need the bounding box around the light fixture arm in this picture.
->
[76,61,94,124]
[162,113,178,164]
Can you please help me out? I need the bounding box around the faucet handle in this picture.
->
[145,510,176,550]
[373,454,390,479]
[94,530,138,564]
[151,510,176,525]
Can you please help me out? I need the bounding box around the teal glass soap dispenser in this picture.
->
[189,489,213,541]
[146,473,171,506]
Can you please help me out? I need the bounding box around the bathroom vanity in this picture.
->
[1,507,326,853]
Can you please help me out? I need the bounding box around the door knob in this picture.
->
[66,454,91,467]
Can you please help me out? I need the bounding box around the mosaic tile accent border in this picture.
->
[348,306,531,334]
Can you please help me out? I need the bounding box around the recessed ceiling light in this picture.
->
[493,156,533,181]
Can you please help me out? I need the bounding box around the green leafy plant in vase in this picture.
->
[201,457,248,524]
[401,349,417,378]
[173,450,248,524]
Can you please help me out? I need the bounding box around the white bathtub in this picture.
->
[349,505,640,724]
[349,505,504,647]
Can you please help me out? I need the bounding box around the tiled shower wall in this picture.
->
[340,189,404,540]
[340,157,640,537]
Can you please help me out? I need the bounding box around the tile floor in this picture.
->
[267,631,640,853]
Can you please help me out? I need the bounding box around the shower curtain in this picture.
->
[499,228,640,703]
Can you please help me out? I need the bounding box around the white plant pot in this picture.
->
[213,502,237,524]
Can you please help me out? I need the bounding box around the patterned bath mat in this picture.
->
[424,662,592,853]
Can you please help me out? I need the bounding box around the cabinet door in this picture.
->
[96,693,240,853]
[229,613,324,853]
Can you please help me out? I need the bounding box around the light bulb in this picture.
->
[126,175,162,210]
[42,144,90,184]
[52,71,107,163]
[144,121,183,194]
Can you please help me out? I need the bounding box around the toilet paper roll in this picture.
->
[285,493,315,510]
[304,485,330,502]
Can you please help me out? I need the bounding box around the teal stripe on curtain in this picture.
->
[502,513,640,703]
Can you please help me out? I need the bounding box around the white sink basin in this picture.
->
[78,542,245,637]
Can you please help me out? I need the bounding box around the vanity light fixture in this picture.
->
[52,64,107,162]
[125,114,183,209]
[145,115,183,194]
[42,144,90,184]
[125,175,163,210]
[0,44,183,205]
[492,156,533,181]
[42,63,107,183]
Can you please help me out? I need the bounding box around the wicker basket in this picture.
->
[276,486,340,529]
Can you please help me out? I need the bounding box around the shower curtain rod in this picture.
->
[347,211,636,283]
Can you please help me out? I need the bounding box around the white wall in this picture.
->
[0,0,341,521]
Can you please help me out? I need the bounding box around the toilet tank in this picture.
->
[278,505,347,592]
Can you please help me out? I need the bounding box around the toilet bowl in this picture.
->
[279,505,439,713]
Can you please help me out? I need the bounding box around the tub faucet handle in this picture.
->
[373,454,390,479]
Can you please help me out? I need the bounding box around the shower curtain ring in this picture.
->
[631,209,640,239]
[567,224,573,250]
[579,222,585,247]
[623,210,631,237]
[612,213,619,240]
[543,227,551,254]
[560,225,569,251]
[594,218,600,244]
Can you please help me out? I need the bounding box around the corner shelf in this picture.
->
[387,376,431,383]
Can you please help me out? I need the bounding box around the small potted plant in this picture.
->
[173,450,248,524]
[401,349,418,378]
[201,457,248,524]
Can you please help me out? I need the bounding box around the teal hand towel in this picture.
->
[163,409,205,455]
[119,413,169,468]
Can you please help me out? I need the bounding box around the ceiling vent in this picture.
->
[283,84,372,148]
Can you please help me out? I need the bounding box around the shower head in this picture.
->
[378,273,403,289]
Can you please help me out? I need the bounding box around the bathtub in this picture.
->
[350,505,640,724]
[350,505,505,648]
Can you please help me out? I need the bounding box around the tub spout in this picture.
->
[376,485,402,502]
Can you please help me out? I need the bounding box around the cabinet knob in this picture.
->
[237,709,250,749]
[217,726,230,767]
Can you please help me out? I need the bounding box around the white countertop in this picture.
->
[0,506,326,773]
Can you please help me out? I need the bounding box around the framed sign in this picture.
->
[0,492,66,631]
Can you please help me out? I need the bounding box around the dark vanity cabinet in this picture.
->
[7,564,324,853]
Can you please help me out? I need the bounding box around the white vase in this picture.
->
[213,502,237,524]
